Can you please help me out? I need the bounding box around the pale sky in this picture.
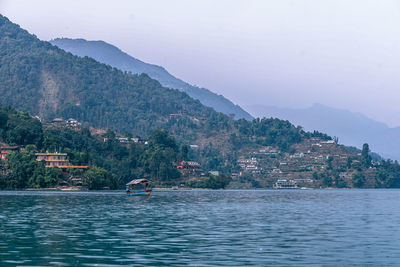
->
[1,0,400,126]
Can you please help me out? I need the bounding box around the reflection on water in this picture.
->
[1,190,400,266]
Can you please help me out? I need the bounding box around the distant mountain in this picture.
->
[50,38,253,120]
[246,103,400,160]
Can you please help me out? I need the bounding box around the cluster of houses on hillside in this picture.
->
[235,137,377,187]
[40,116,151,145]
[237,157,259,173]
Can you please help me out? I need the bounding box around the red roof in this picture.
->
[126,179,150,186]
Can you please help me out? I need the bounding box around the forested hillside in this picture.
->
[0,15,224,139]
[3,14,400,189]
[0,106,187,189]
[0,14,304,160]
[2,106,400,190]
[50,38,253,120]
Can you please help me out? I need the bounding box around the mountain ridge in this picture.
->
[0,14,305,173]
[50,38,253,120]
[0,14,218,137]
[4,14,400,189]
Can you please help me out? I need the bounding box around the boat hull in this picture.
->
[126,189,152,196]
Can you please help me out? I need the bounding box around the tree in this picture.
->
[5,152,42,189]
[149,129,178,152]
[334,136,339,144]
[84,167,117,190]
[361,143,372,168]
[0,109,8,129]
[186,174,231,189]
[326,156,334,170]
[322,174,332,187]
[352,172,365,188]
[179,145,189,161]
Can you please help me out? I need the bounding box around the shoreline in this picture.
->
[3,187,397,192]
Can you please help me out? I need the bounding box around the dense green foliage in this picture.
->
[43,127,185,186]
[361,143,372,168]
[84,167,117,190]
[374,159,400,188]
[233,118,302,151]
[0,107,186,189]
[186,174,232,189]
[0,107,43,147]
[0,106,228,189]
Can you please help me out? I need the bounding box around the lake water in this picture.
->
[1,190,400,266]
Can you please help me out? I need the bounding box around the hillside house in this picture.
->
[117,137,130,143]
[177,161,201,169]
[51,118,65,127]
[131,138,148,144]
[271,168,282,174]
[1,146,21,160]
[32,115,42,122]
[66,118,81,128]
[35,152,88,169]
[321,140,335,145]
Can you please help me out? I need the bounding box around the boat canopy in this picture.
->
[126,179,150,186]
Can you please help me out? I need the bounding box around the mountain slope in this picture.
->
[50,38,253,120]
[246,103,400,160]
[4,14,400,189]
[0,15,220,139]
[0,14,305,171]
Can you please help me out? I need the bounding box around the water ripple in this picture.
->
[1,190,400,266]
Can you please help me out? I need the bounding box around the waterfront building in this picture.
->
[274,179,299,189]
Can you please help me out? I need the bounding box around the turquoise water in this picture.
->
[1,190,400,266]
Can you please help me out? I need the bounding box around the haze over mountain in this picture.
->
[247,103,400,160]
[50,38,253,120]
[4,1,400,127]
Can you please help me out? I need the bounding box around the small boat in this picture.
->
[126,179,152,196]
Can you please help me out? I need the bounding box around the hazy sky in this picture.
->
[1,0,400,126]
